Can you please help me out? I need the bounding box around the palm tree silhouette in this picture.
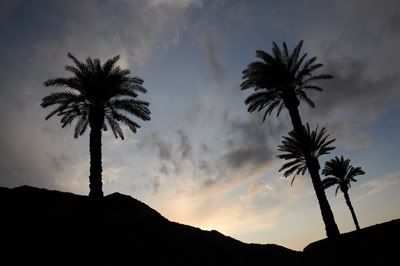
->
[322,156,365,230]
[277,124,335,185]
[41,53,151,199]
[241,41,340,238]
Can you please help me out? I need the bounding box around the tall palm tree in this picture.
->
[241,41,340,238]
[41,53,151,199]
[277,124,336,184]
[322,156,365,230]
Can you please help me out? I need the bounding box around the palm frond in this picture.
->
[43,78,82,92]
[303,74,334,84]
[74,114,88,138]
[300,85,323,92]
[335,185,340,196]
[272,42,284,64]
[106,114,124,139]
[277,123,335,182]
[297,90,315,108]
[322,156,365,194]
[282,42,289,63]
[111,111,141,133]
[322,177,339,189]
[102,55,120,73]
[241,41,332,122]
[67,53,87,73]
[255,50,275,65]
[41,91,82,108]
[111,99,151,121]
[289,40,303,69]
[42,53,151,140]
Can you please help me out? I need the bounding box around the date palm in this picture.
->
[322,156,365,230]
[277,124,336,184]
[241,41,340,238]
[41,53,151,199]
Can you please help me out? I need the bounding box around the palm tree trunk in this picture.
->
[286,100,340,238]
[343,191,360,230]
[88,108,104,199]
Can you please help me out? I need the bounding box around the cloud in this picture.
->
[177,130,193,160]
[355,172,400,202]
[295,0,400,147]
[102,165,128,185]
[152,176,161,194]
[149,0,202,9]
[198,160,213,176]
[159,164,169,176]
[47,153,70,173]
[200,143,211,153]
[152,133,174,161]
[140,130,195,176]
[195,22,226,82]
[221,112,288,171]
[1,0,400,250]
[0,0,198,193]
[154,161,308,241]
[0,104,85,190]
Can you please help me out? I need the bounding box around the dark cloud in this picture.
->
[0,115,83,190]
[198,160,213,176]
[311,60,400,121]
[177,130,193,160]
[152,133,173,161]
[221,114,287,170]
[47,153,70,173]
[142,130,196,176]
[295,0,400,145]
[200,143,211,153]
[202,178,216,187]
[152,176,161,194]
[196,23,226,82]
[159,164,169,176]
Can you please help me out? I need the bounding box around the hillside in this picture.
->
[0,186,398,265]
[0,186,299,265]
[304,217,400,265]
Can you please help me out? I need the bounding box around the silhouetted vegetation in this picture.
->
[322,156,366,230]
[41,54,150,198]
[277,124,335,185]
[241,41,340,238]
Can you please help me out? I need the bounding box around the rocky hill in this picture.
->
[0,186,398,265]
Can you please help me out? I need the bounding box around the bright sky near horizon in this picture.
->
[1,0,400,250]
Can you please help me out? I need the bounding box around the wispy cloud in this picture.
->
[195,22,226,83]
[354,171,400,202]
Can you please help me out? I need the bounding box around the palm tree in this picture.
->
[241,41,340,238]
[277,124,335,184]
[322,156,365,230]
[41,53,151,199]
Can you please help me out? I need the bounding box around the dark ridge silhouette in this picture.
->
[304,219,400,265]
[1,186,398,265]
[0,186,299,265]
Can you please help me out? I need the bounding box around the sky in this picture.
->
[1,0,400,251]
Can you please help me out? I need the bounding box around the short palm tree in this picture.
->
[41,53,151,199]
[322,156,365,230]
[241,41,340,238]
[277,124,336,184]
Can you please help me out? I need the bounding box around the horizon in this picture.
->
[1,0,400,251]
